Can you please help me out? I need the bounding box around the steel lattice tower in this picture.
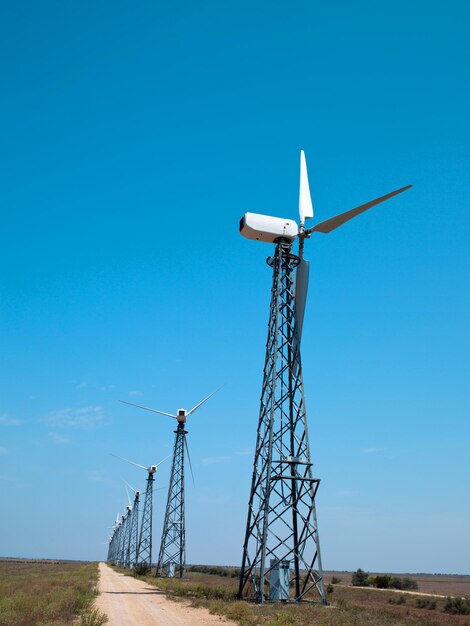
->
[120,387,221,578]
[156,422,186,578]
[123,506,132,568]
[238,240,326,603]
[137,472,154,567]
[129,491,140,567]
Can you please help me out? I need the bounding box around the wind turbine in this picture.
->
[111,454,168,570]
[238,151,411,603]
[123,487,133,568]
[120,385,223,578]
[124,480,141,568]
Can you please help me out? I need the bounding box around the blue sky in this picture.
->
[0,1,469,574]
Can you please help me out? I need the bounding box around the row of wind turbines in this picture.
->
[106,150,410,601]
[106,386,222,577]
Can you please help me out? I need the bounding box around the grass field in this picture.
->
[0,559,107,626]
[115,565,470,626]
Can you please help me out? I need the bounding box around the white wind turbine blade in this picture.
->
[306,185,412,235]
[184,438,195,488]
[124,484,132,507]
[186,385,224,417]
[110,453,147,471]
[119,400,177,419]
[156,454,171,468]
[295,258,310,344]
[299,150,314,225]
[123,479,137,494]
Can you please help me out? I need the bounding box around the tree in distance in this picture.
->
[351,568,370,586]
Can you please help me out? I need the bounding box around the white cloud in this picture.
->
[49,432,70,445]
[43,406,107,429]
[0,447,7,455]
[201,456,231,466]
[128,390,143,397]
[0,413,21,426]
[99,384,116,392]
[235,447,253,457]
[362,447,384,454]
[88,470,109,483]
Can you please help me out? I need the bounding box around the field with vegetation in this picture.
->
[115,564,470,626]
[0,559,107,626]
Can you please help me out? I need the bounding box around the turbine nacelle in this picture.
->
[240,213,298,243]
[240,150,411,245]
[177,409,187,423]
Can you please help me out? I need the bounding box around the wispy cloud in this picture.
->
[235,447,253,457]
[0,447,7,455]
[128,390,143,397]
[0,474,15,482]
[362,447,384,454]
[99,384,116,392]
[0,413,21,426]
[88,470,109,483]
[43,406,107,429]
[201,456,231,466]
[49,432,70,445]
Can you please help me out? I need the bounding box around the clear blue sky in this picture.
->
[0,1,469,574]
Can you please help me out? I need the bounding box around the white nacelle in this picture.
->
[240,212,298,243]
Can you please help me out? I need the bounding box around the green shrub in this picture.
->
[351,568,369,586]
[389,576,418,590]
[374,575,392,589]
[444,596,470,615]
[389,595,406,605]
[415,598,436,610]
[401,576,418,590]
[326,584,334,594]
[133,563,151,576]
[331,576,342,584]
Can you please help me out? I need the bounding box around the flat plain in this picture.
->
[114,565,470,626]
[0,559,105,626]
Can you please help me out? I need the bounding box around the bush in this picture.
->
[331,576,342,584]
[415,598,436,610]
[326,584,334,594]
[444,596,470,615]
[374,575,392,589]
[390,576,418,590]
[351,568,369,587]
[187,565,241,578]
[402,577,418,590]
[389,595,406,605]
[133,563,151,576]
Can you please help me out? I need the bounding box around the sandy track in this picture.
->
[95,562,236,626]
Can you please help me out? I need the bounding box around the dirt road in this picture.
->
[95,562,236,626]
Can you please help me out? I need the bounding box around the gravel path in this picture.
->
[95,562,236,626]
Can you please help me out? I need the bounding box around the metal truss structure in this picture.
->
[238,240,327,604]
[137,472,154,567]
[128,491,140,567]
[156,423,186,578]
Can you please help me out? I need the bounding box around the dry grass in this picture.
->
[116,565,470,625]
[0,560,107,626]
